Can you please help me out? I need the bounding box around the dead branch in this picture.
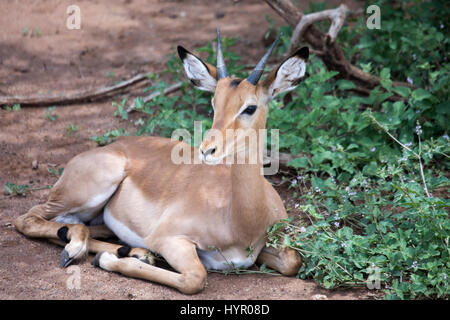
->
[289,4,348,53]
[126,82,183,113]
[0,73,149,107]
[264,0,413,90]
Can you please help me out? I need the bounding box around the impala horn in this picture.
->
[247,33,281,85]
[216,28,228,79]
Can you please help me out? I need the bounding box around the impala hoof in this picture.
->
[91,252,102,268]
[60,249,74,268]
[91,251,118,271]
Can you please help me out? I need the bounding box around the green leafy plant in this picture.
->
[65,124,80,136]
[21,27,42,38]
[105,71,115,78]
[3,104,21,112]
[45,106,58,121]
[264,0,449,300]
[113,98,129,120]
[47,167,64,178]
[90,128,129,146]
[4,183,29,196]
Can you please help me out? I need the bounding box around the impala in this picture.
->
[14,30,309,294]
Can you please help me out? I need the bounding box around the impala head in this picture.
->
[178,29,309,165]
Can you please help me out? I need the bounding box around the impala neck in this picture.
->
[230,162,264,201]
[229,147,269,243]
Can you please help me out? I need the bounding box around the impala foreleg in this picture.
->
[257,245,302,276]
[48,238,155,264]
[92,237,207,294]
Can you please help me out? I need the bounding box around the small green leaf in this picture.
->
[287,157,309,169]
[336,80,356,91]
[412,88,432,101]
[392,86,411,98]
[134,97,145,110]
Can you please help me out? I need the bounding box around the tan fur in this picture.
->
[14,53,303,294]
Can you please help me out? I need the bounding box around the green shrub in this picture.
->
[265,0,449,299]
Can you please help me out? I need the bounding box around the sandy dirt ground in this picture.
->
[0,0,373,300]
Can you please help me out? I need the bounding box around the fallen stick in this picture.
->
[0,73,150,107]
[126,82,183,112]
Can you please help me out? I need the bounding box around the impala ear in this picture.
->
[177,46,218,92]
[262,46,309,98]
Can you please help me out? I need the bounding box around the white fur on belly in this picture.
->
[53,214,84,225]
[103,207,146,248]
[196,248,255,271]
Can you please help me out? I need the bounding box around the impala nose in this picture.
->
[200,146,217,163]
[202,147,216,157]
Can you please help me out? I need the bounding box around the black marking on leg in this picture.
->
[57,226,70,243]
[117,246,132,258]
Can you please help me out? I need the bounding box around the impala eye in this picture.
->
[242,105,257,116]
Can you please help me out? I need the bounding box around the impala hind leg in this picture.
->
[15,199,119,267]
[14,148,127,266]
[15,206,154,267]
[14,203,91,267]
[93,238,207,294]
[257,246,302,276]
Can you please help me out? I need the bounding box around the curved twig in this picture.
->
[289,4,348,54]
